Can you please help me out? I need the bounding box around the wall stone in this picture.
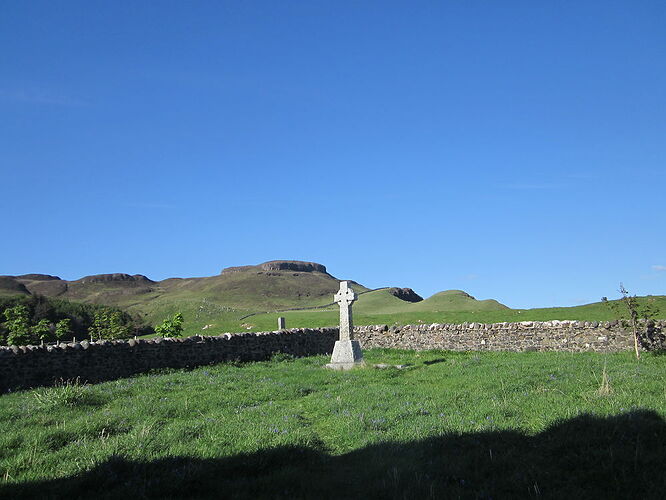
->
[1,321,664,392]
[355,320,666,353]
[0,328,337,393]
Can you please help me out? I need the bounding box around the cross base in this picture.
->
[325,340,365,371]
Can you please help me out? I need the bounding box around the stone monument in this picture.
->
[326,281,365,370]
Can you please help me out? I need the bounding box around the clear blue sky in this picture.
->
[1,1,664,308]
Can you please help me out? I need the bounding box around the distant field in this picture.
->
[1,350,664,498]
[141,291,666,337]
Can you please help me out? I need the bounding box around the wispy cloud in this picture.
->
[652,265,666,272]
[462,273,479,280]
[0,88,87,106]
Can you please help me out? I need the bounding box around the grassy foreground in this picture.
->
[1,350,665,498]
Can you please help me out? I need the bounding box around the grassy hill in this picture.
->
[226,291,666,333]
[2,260,665,336]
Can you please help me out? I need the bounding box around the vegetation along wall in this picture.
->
[1,321,664,392]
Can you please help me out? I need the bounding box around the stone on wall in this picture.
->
[1,320,664,393]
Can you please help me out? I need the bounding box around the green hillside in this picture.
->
[2,260,665,337]
[227,292,666,334]
[0,276,30,297]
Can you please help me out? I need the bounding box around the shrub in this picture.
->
[155,313,184,338]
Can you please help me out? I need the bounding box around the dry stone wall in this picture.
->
[355,320,666,353]
[1,321,664,392]
[0,328,338,393]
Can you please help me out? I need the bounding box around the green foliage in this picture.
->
[3,304,32,345]
[154,312,184,338]
[602,284,659,359]
[32,318,52,343]
[89,309,131,340]
[55,318,73,340]
[0,295,147,345]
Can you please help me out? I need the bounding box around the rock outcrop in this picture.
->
[260,261,327,274]
[16,274,62,281]
[388,287,423,303]
[75,274,154,284]
[220,265,255,274]
[221,260,328,275]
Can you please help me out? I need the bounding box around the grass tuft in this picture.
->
[32,378,103,409]
[597,363,613,397]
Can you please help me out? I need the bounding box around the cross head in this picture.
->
[334,280,357,307]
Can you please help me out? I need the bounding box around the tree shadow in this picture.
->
[4,410,665,499]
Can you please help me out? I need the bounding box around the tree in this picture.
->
[55,319,72,341]
[89,309,131,340]
[32,319,52,344]
[155,312,184,338]
[602,283,657,360]
[3,304,32,345]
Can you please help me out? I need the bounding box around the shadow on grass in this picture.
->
[423,358,447,366]
[4,410,665,499]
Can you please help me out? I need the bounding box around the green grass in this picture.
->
[1,350,665,498]
[194,294,666,336]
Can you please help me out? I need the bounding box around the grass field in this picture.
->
[142,292,666,337]
[1,349,665,498]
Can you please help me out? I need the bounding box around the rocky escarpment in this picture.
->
[388,287,423,303]
[16,274,62,281]
[222,260,328,275]
[261,261,327,273]
[75,274,154,284]
[220,265,256,274]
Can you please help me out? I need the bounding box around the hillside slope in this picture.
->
[7,260,661,337]
[1,261,372,327]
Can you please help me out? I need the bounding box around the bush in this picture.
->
[155,313,184,338]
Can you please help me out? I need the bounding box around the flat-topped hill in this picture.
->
[1,261,350,310]
[222,260,329,275]
[6,259,663,337]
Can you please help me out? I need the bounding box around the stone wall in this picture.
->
[355,320,666,353]
[1,320,664,392]
[0,328,338,393]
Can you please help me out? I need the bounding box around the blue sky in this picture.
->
[1,1,664,308]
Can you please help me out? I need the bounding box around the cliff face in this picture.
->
[221,260,328,275]
[260,261,327,274]
[75,274,154,285]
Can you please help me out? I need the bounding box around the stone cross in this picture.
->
[326,281,364,370]
[334,281,357,341]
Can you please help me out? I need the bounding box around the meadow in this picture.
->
[145,291,666,337]
[1,349,665,498]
